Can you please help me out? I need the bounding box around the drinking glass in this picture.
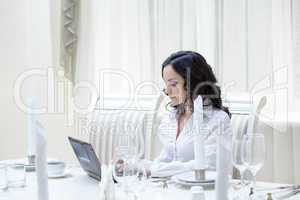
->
[242,133,265,199]
[7,163,26,188]
[0,163,8,192]
[232,138,248,199]
[113,133,138,194]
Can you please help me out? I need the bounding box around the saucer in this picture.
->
[48,171,69,179]
[173,176,215,187]
[175,171,216,183]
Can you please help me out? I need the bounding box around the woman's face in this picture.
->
[162,65,187,106]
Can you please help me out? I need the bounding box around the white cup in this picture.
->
[47,161,66,177]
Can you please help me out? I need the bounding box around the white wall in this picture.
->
[0,0,28,160]
[0,0,82,163]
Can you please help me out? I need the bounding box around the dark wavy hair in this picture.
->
[162,51,231,118]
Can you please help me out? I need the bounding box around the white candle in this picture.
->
[215,134,230,200]
[193,96,206,170]
[27,98,36,157]
[35,121,49,200]
[194,130,207,170]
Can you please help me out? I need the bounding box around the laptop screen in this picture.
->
[68,137,101,180]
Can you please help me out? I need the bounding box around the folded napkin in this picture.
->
[35,121,49,200]
[192,96,206,170]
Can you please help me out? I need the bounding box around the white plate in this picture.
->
[175,171,216,183]
[173,176,215,187]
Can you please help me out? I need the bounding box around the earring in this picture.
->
[162,89,168,96]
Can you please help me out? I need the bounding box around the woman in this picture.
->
[149,51,233,177]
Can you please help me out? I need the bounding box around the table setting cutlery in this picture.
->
[253,184,300,200]
[276,189,300,200]
[255,185,300,192]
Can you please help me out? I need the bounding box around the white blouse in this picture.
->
[149,103,233,177]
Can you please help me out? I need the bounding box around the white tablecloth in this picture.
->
[0,167,299,200]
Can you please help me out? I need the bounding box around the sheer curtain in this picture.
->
[74,0,219,103]
[154,0,218,82]
[93,0,155,97]
[292,0,300,107]
[73,0,293,103]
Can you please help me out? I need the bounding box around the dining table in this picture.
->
[0,164,299,200]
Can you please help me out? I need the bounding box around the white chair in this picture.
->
[224,96,267,179]
[226,96,300,184]
[87,96,163,164]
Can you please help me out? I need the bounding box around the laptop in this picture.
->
[68,137,102,181]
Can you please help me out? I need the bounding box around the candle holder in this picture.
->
[28,155,36,165]
[26,155,36,172]
[194,169,206,181]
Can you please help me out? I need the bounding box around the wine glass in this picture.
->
[232,138,248,199]
[242,133,266,198]
[233,139,248,183]
[113,134,138,194]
